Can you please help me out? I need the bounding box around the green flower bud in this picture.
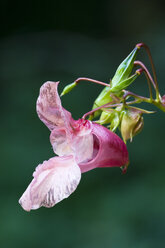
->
[91,46,140,118]
[91,88,123,119]
[92,87,112,118]
[110,111,120,132]
[61,82,77,96]
[110,46,139,92]
[99,110,113,124]
[121,108,144,143]
[110,71,139,93]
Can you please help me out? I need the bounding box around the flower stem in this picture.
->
[143,71,153,101]
[134,60,156,89]
[123,91,165,112]
[136,43,160,100]
[74,77,110,87]
[83,92,165,120]
[134,61,153,100]
[123,90,151,103]
[82,101,120,119]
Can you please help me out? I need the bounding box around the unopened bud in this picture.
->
[110,46,139,92]
[92,87,113,118]
[110,111,120,132]
[61,82,77,96]
[110,71,140,93]
[121,108,144,143]
[99,110,113,124]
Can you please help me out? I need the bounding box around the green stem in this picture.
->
[151,100,165,112]
[123,91,165,112]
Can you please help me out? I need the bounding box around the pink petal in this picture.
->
[79,123,129,173]
[72,131,93,163]
[36,81,72,131]
[37,82,94,163]
[50,127,73,156]
[50,119,94,163]
[19,156,81,211]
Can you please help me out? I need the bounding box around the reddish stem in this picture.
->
[123,90,150,102]
[136,42,160,98]
[134,60,156,89]
[82,101,120,119]
[136,43,158,83]
[74,77,110,87]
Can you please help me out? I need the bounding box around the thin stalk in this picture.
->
[83,92,165,120]
[83,90,150,120]
[74,77,110,87]
[82,101,121,119]
[134,61,153,100]
[134,60,156,89]
[123,90,165,111]
[143,71,153,101]
[123,90,151,103]
[136,43,160,100]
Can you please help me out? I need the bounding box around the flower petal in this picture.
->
[73,132,93,163]
[50,119,93,163]
[79,123,129,173]
[36,81,72,130]
[19,156,81,211]
[37,82,94,163]
[50,127,73,156]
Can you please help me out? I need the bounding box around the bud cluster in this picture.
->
[61,43,165,143]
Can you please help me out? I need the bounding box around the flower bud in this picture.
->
[110,71,139,93]
[91,88,123,119]
[110,46,139,93]
[99,110,113,124]
[110,111,120,132]
[91,87,113,118]
[121,108,144,143]
[91,46,140,118]
[61,82,77,96]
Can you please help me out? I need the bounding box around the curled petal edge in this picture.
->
[36,81,73,131]
[19,156,81,211]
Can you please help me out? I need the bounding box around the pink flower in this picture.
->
[19,82,129,211]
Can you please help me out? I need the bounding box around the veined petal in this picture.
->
[19,156,81,211]
[50,127,73,156]
[79,123,129,173]
[36,81,72,131]
[50,119,93,163]
[71,120,94,163]
[73,133,93,163]
[37,82,94,163]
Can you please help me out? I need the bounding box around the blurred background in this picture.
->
[1,0,165,247]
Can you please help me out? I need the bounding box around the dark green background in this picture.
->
[1,1,165,247]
